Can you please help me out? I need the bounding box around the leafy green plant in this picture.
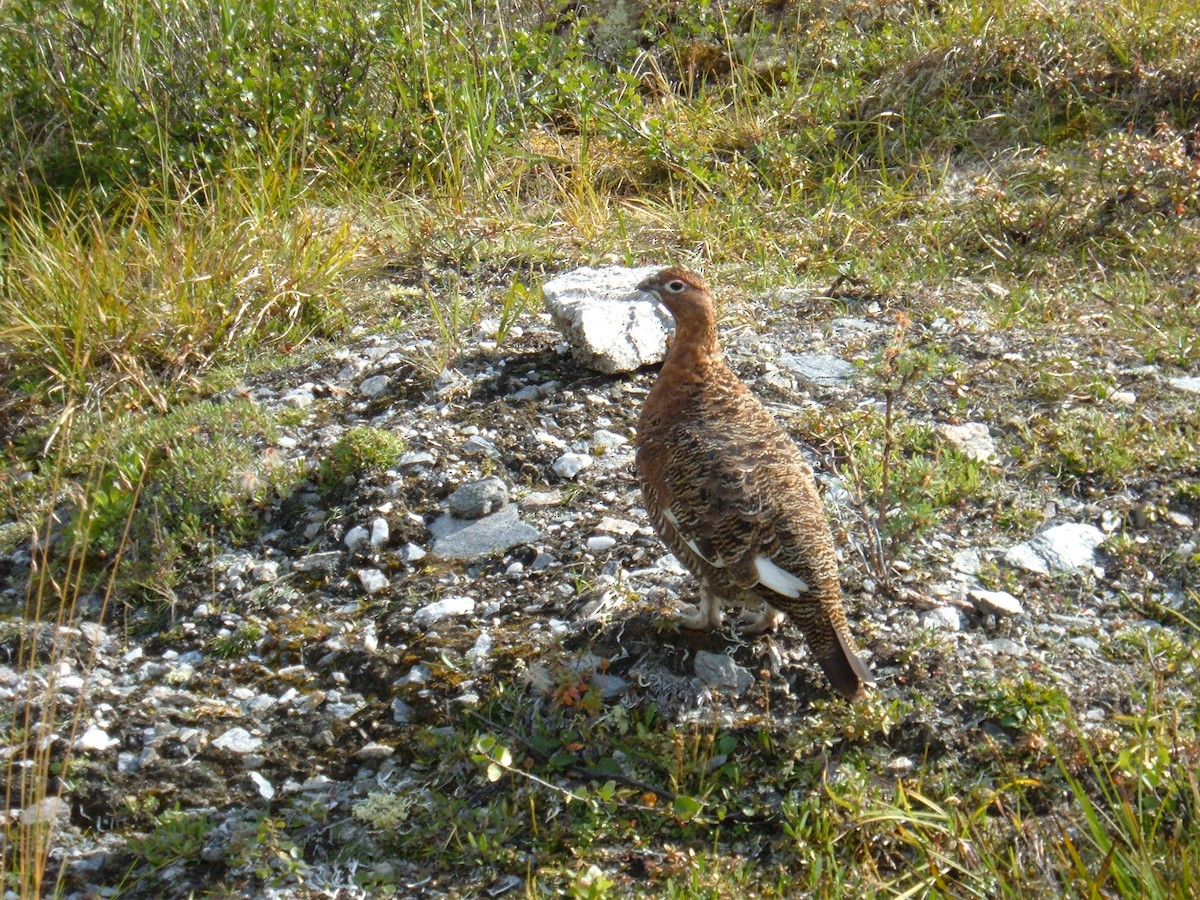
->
[321,426,408,486]
[128,805,213,871]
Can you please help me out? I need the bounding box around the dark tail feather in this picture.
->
[817,629,875,701]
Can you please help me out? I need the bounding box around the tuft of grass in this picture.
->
[1,162,366,420]
[321,426,408,487]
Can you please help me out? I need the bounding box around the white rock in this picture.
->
[281,384,316,408]
[596,516,640,536]
[981,638,1026,656]
[75,725,118,752]
[344,526,369,551]
[543,265,673,374]
[249,771,276,800]
[1004,543,1049,576]
[370,517,390,548]
[357,568,389,595]
[968,589,1024,617]
[1167,375,1200,394]
[401,542,427,563]
[552,452,594,479]
[1003,520,1104,578]
[920,606,962,631]
[1109,390,1136,405]
[355,743,395,761]
[586,535,617,552]
[57,674,85,693]
[779,352,856,385]
[592,429,629,450]
[413,595,476,628]
[950,549,981,576]
[936,422,997,462]
[212,727,262,753]
[1020,523,1107,574]
[20,797,69,826]
[252,561,279,583]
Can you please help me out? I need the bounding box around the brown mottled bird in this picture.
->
[634,266,874,701]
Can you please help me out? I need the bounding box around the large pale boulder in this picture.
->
[543,265,673,374]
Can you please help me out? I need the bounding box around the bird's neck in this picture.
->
[660,322,724,384]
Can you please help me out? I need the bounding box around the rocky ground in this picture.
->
[3,265,1198,897]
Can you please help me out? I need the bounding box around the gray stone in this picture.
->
[1006,523,1107,575]
[586,535,617,552]
[430,506,541,559]
[693,650,754,695]
[937,422,997,462]
[398,450,437,471]
[552,452,593,479]
[462,434,499,457]
[543,265,674,374]
[1109,390,1136,406]
[359,375,391,397]
[392,698,413,724]
[395,664,430,687]
[593,673,629,700]
[779,352,857,385]
[968,589,1024,617]
[413,595,476,628]
[448,477,509,519]
[401,542,427,563]
[292,551,342,574]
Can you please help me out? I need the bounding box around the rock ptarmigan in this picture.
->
[635,266,874,700]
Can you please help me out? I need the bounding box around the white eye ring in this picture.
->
[665,280,686,293]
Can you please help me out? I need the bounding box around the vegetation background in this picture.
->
[1,0,1198,896]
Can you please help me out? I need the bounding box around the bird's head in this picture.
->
[636,266,714,327]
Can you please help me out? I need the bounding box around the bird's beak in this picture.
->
[636,278,659,297]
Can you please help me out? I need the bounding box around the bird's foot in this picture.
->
[733,604,786,635]
[667,590,724,630]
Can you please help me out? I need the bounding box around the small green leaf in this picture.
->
[486,763,503,782]
[673,795,703,821]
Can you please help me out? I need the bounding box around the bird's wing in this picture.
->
[658,422,828,599]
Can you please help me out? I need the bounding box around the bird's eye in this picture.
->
[665,280,686,293]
